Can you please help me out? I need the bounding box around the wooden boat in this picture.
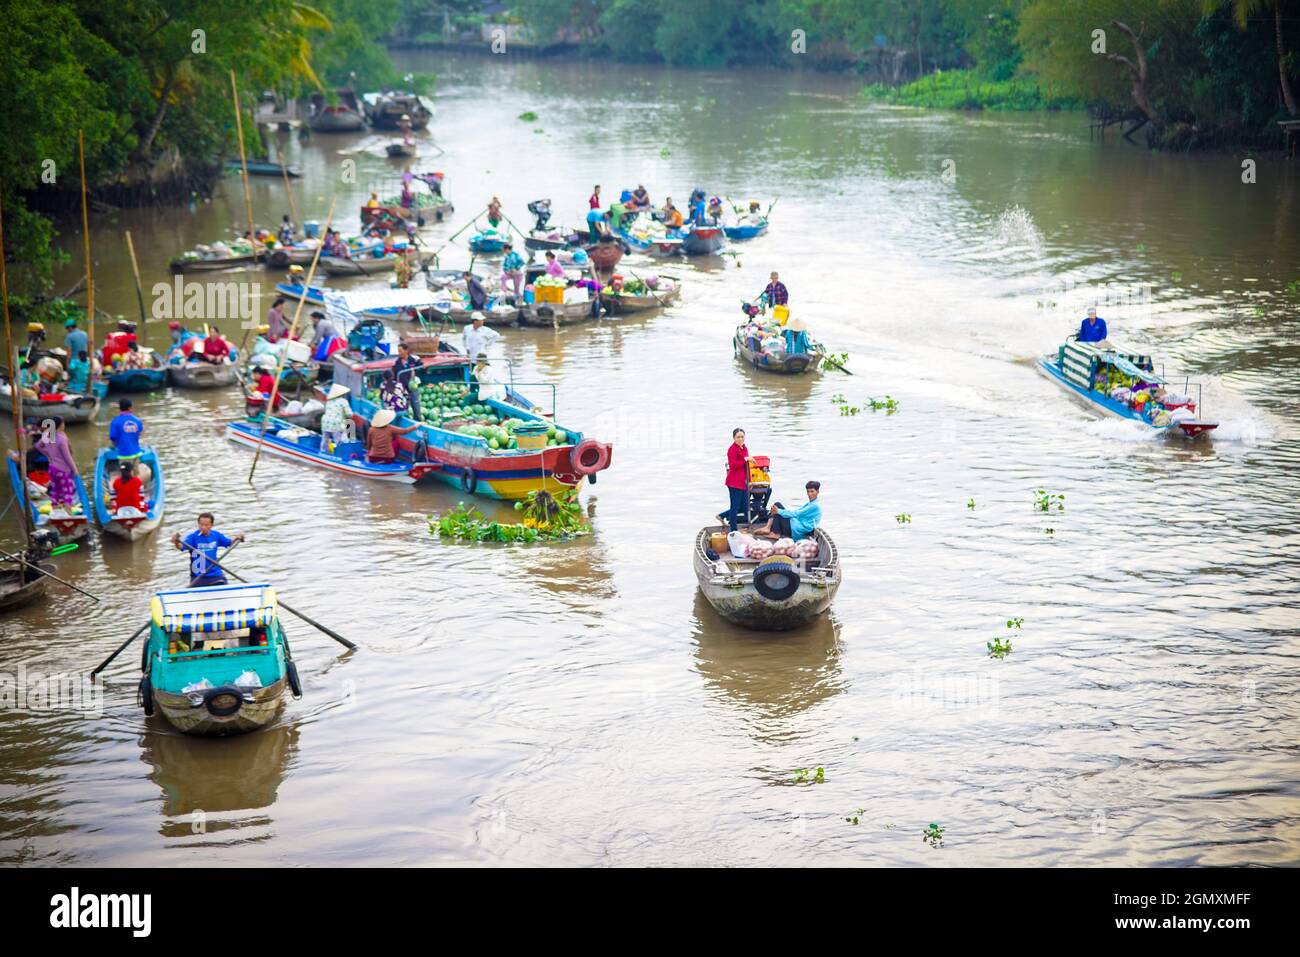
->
[0,378,100,423]
[93,446,165,540]
[680,224,725,256]
[694,525,841,630]
[224,159,301,178]
[585,239,625,271]
[168,357,239,388]
[733,323,823,374]
[331,350,613,500]
[320,254,401,277]
[265,241,323,267]
[601,275,682,314]
[170,249,263,273]
[364,91,432,130]
[308,89,366,132]
[1037,337,1218,438]
[104,352,167,392]
[618,217,685,257]
[516,299,598,327]
[140,583,299,736]
[226,416,438,483]
[723,220,768,241]
[385,142,417,158]
[7,453,92,543]
[0,561,52,612]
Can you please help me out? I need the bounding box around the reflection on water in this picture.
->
[3,51,1298,866]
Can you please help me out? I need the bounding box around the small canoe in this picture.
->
[723,220,768,241]
[170,251,263,274]
[320,254,400,277]
[680,225,725,256]
[733,325,823,374]
[169,359,239,389]
[141,582,298,736]
[225,159,301,178]
[694,525,841,630]
[602,276,682,314]
[93,446,165,540]
[7,454,92,543]
[225,416,438,483]
[0,562,52,612]
[104,354,167,393]
[365,91,432,130]
[0,381,100,423]
[468,232,509,254]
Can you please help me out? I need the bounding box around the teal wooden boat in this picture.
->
[140,583,301,736]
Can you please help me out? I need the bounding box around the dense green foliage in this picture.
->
[0,0,405,297]
[866,69,1080,111]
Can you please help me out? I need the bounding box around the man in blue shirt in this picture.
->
[1078,307,1108,344]
[108,399,144,460]
[64,318,88,361]
[756,481,822,540]
[172,513,246,586]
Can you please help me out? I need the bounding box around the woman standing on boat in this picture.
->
[35,417,79,512]
[718,428,750,532]
[365,409,420,464]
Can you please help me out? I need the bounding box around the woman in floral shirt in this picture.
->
[319,383,354,452]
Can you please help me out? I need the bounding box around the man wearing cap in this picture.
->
[462,313,501,364]
[365,408,420,464]
[755,481,822,541]
[1078,307,1109,345]
[64,318,88,360]
[320,382,354,451]
[392,341,424,422]
[761,271,789,308]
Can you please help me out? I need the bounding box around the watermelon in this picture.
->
[554,429,567,444]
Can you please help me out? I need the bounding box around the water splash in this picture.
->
[992,205,1044,252]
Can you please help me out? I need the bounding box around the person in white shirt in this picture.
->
[473,358,506,403]
[462,312,501,361]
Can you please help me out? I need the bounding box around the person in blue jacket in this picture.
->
[755,481,822,540]
[1078,307,1108,344]
[108,398,144,461]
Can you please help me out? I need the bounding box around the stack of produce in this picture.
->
[369,380,571,450]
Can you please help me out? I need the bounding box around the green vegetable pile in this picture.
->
[430,490,590,543]
[368,379,571,450]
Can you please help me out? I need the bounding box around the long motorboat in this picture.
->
[0,378,100,423]
[1037,337,1218,438]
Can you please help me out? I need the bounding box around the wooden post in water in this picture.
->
[278,148,300,229]
[0,193,34,542]
[78,130,96,375]
[230,71,257,242]
[124,231,148,326]
[247,198,337,486]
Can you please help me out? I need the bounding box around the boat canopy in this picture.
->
[151,583,278,634]
[323,287,451,327]
[1109,353,1163,384]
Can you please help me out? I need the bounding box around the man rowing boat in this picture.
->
[172,513,245,587]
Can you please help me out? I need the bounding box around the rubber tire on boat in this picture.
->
[460,467,477,494]
[286,660,303,699]
[753,556,800,602]
[73,396,96,411]
[139,676,154,716]
[571,439,609,476]
[536,306,555,325]
[203,686,243,718]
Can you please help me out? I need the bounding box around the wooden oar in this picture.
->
[0,546,101,601]
[90,542,241,678]
[174,541,355,650]
[621,267,670,309]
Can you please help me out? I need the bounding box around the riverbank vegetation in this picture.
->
[1,0,411,297]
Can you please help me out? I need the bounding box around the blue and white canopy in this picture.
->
[323,286,452,328]
[151,583,278,634]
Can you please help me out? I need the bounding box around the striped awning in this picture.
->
[155,605,276,634]
[151,583,278,633]
[1061,342,1100,390]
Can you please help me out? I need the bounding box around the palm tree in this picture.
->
[1207,0,1298,117]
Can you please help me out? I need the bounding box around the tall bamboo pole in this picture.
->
[278,148,300,229]
[124,231,148,326]
[78,130,95,375]
[247,198,337,486]
[0,192,34,541]
[230,71,257,242]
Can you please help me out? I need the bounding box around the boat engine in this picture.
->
[527,199,552,232]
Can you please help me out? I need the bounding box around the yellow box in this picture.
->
[772,304,790,323]
[515,432,547,450]
[536,284,565,304]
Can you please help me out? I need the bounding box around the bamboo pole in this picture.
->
[78,130,95,376]
[247,198,337,486]
[278,148,300,228]
[230,71,257,242]
[124,231,148,326]
[0,192,34,542]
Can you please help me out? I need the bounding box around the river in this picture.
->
[2,52,1298,866]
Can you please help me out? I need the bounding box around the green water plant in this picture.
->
[793,767,825,785]
[967,498,976,510]
[923,822,945,847]
[517,110,538,121]
[895,513,911,524]
[1034,489,1065,512]
[845,808,866,825]
[867,395,899,413]
[821,352,850,373]
[431,493,589,544]
[987,636,1013,659]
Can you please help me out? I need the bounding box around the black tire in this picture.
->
[286,660,303,698]
[139,676,154,716]
[460,467,477,494]
[141,638,151,674]
[753,557,800,602]
[203,686,243,718]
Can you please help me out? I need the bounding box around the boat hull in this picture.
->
[320,255,399,277]
[169,361,239,389]
[585,241,625,271]
[0,563,52,612]
[7,457,92,543]
[309,110,365,132]
[734,330,822,374]
[681,227,724,256]
[170,253,262,274]
[105,368,166,392]
[693,526,841,631]
[1,388,100,423]
[1036,356,1218,438]
[516,300,597,327]
[153,680,286,736]
[225,419,429,483]
[723,222,768,241]
[93,446,165,541]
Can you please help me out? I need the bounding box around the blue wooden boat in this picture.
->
[6,452,91,543]
[468,229,509,254]
[225,158,301,178]
[723,220,768,241]
[93,446,165,540]
[616,225,683,257]
[1037,338,1217,438]
[225,416,438,483]
[275,281,407,321]
[140,583,299,736]
[680,224,725,256]
[104,354,167,393]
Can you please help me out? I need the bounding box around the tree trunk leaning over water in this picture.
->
[1105,19,1162,131]
[1276,2,1298,117]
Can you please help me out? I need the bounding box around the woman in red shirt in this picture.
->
[111,461,145,513]
[717,428,750,531]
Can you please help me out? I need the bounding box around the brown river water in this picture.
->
[2,53,1299,866]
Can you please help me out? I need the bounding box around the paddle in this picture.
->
[621,267,670,310]
[0,544,101,602]
[90,541,241,678]
[174,541,356,650]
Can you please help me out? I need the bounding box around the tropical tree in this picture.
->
[1204,0,1298,115]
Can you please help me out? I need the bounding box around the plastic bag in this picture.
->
[181,678,214,695]
[234,670,263,689]
[772,537,796,556]
[728,531,757,558]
